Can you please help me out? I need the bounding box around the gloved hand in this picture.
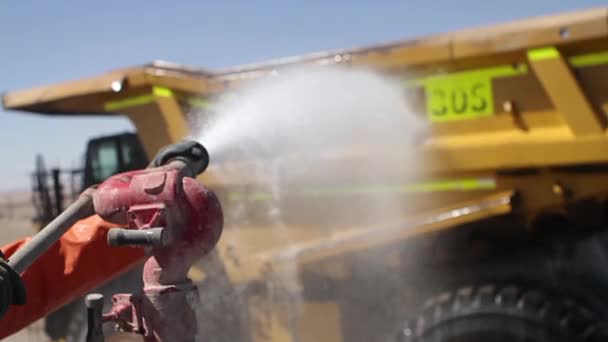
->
[150,140,209,175]
[0,251,26,319]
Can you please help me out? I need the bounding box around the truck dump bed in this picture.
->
[5,7,608,175]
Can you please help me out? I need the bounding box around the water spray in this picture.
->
[190,66,428,341]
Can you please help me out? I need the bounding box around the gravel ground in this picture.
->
[3,320,48,342]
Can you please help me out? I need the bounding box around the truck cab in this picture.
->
[31,132,148,228]
[82,132,148,189]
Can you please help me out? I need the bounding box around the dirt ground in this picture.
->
[0,192,50,341]
[0,191,37,247]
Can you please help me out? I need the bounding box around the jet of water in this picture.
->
[196,66,426,162]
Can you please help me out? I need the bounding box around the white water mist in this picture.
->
[190,65,428,342]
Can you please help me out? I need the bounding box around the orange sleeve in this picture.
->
[0,215,145,339]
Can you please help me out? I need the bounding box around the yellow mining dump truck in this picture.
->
[6,6,608,342]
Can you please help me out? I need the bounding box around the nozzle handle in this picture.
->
[9,190,95,274]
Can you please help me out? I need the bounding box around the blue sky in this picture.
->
[1,0,606,191]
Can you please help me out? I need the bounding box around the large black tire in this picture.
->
[399,284,608,342]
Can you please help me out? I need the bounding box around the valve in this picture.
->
[84,141,223,342]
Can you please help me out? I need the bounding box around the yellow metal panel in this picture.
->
[430,111,564,137]
[527,47,605,136]
[268,191,513,268]
[570,51,608,67]
[155,94,190,142]
[451,7,608,58]
[298,302,343,342]
[248,295,294,342]
[425,129,608,172]
[136,69,221,94]
[350,38,452,68]
[219,191,514,286]
[120,94,190,158]
[1,69,136,111]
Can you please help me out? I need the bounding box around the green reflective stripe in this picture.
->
[301,178,496,195]
[186,97,212,109]
[104,86,211,111]
[228,178,496,201]
[104,86,173,111]
[104,94,155,111]
[569,51,608,68]
[527,49,608,67]
[152,86,173,97]
[528,47,560,61]
[400,178,496,192]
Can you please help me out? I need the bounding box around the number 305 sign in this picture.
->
[425,76,495,122]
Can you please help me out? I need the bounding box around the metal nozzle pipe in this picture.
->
[8,189,96,274]
[107,227,167,247]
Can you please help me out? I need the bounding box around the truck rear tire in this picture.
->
[399,284,606,342]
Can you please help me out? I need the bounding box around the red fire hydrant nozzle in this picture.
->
[87,142,223,342]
